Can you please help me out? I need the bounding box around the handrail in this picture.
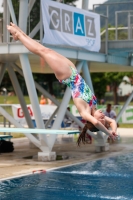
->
[115,10,133,40]
[93,1,133,9]
[101,27,128,36]
[0,18,2,42]
[93,12,108,55]
[93,2,133,53]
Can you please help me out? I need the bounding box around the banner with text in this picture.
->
[12,104,133,126]
[12,104,57,127]
[41,0,101,52]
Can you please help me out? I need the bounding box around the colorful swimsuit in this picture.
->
[59,66,97,107]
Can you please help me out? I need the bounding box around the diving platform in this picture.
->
[0,0,133,161]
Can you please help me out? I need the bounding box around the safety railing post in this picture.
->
[115,12,118,40]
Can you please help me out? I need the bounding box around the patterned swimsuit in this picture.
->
[59,66,97,107]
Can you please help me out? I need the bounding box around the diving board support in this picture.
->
[0,106,40,148]
[7,0,17,25]
[82,61,94,94]
[7,65,35,129]
[18,0,51,155]
[116,90,133,123]
[45,107,59,128]
[95,131,109,152]
[0,63,7,85]
[19,54,49,150]
[7,64,37,148]
[0,126,80,161]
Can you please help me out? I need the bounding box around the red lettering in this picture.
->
[17,108,24,118]
[27,107,33,117]
[17,106,33,118]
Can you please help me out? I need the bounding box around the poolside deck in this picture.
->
[0,128,133,180]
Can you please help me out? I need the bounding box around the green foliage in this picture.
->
[91,73,108,100]
[104,72,133,85]
[101,24,128,41]
[91,72,133,104]
[53,0,78,6]
[63,0,78,5]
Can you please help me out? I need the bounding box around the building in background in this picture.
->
[117,76,133,96]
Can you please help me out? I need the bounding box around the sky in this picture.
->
[75,0,107,10]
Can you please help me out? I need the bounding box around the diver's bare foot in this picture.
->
[7,25,19,41]
[10,22,26,36]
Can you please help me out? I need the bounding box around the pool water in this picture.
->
[1,153,133,200]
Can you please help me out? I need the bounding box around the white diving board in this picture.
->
[0,127,80,135]
[0,135,13,140]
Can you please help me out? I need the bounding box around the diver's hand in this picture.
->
[109,131,117,141]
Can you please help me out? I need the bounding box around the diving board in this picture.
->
[0,127,80,135]
[0,135,13,140]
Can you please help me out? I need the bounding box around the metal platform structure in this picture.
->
[0,0,133,160]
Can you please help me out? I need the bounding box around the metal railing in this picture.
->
[115,10,133,40]
[93,1,133,40]
[93,2,133,53]
[1,1,133,53]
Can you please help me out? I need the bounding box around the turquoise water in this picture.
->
[1,153,133,200]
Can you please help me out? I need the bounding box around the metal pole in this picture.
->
[0,18,2,42]
[82,0,89,10]
[0,64,7,85]
[115,12,118,40]
[0,106,41,148]
[82,61,94,94]
[128,12,131,40]
[7,0,17,25]
[129,15,133,39]
[18,0,49,151]
[116,91,133,122]
[40,0,43,43]
[45,108,59,128]
[19,54,49,150]
[7,65,34,128]
[105,9,108,55]
[3,0,7,42]
[130,57,133,66]
[93,4,95,12]
[18,0,28,32]
[105,19,108,55]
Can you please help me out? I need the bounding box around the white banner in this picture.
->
[41,0,101,52]
[10,104,133,125]
[11,104,81,127]
[12,104,57,126]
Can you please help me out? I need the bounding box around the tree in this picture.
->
[91,72,133,105]
[91,73,108,102]
[104,72,133,104]
[53,0,78,6]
